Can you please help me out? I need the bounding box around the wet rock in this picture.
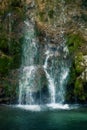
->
[21,66,48,93]
[0,0,87,104]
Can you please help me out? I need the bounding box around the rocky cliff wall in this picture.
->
[0,0,87,103]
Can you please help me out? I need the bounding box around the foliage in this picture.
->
[0,0,24,102]
[68,63,76,85]
[10,0,22,7]
[75,52,85,75]
[39,12,45,21]
[66,33,84,54]
[66,33,86,103]
[74,78,85,101]
[81,14,87,22]
[48,10,54,19]
[0,55,12,75]
[0,34,9,54]
[0,0,24,74]
[82,0,87,8]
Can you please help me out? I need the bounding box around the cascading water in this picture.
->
[43,50,56,104]
[43,38,69,105]
[18,0,70,110]
[18,20,69,107]
[18,20,38,105]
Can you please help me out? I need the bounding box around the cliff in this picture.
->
[0,0,87,103]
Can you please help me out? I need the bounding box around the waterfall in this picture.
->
[18,19,69,106]
[19,20,38,105]
[19,66,36,104]
[43,50,56,103]
[18,0,70,110]
[43,39,69,104]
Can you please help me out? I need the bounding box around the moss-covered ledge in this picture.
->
[65,32,87,103]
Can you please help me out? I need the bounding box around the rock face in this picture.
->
[0,0,87,103]
[34,0,87,103]
[0,0,25,103]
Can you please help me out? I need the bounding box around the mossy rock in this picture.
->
[82,0,87,8]
[0,54,12,75]
[68,63,76,85]
[66,33,84,54]
[10,0,22,8]
[48,9,54,19]
[0,39,9,54]
[65,0,76,3]
[75,65,84,74]
[81,14,87,22]
[3,81,17,101]
[39,11,45,21]
[75,52,85,74]
[74,78,86,101]
[8,39,22,69]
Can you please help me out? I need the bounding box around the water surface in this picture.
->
[0,105,87,130]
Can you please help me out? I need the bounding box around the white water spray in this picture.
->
[44,50,56,103]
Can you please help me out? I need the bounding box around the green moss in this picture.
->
[0,37,22,70]
[74,78,85,101]
[10,0,21,7]
[75,52,83,62]
[0,34,9,54]
[67,51,86,101]
[4,84,11,97]
[65,0,76,3]
[0,10,5,16]
[81,14,87,22]
[4,82,17,98]
[11,7,25,20]
[48,9,54,19]
[75,52,85,74]
[0,55,12,75]
[9,39,22,69]
[82,0,87,8]
[39,12,45,21]
[66,33,84,54]
[0,0,24,71]
[68,63,76,85]
[75,65,84,74]
[67,51,86,102]
[11,54,21,68]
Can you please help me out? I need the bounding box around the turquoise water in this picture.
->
[0,105,87,130]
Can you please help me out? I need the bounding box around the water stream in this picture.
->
[43,50,56,104]
[18,0,70,110]
[18,19,70,109]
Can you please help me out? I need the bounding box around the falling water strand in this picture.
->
[43,51,56,103]
[19,66,36,104]
[57,60,69,103]
[18,20,37,105]
[18,0,70,109]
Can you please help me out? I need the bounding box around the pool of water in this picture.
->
[0,105,87,130]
